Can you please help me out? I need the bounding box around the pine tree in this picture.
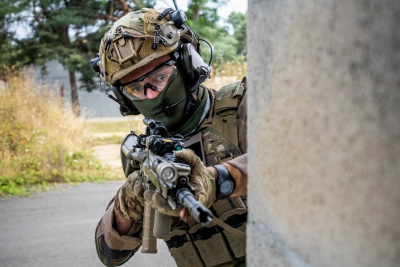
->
[227,12,247,56]
[14,0,104,116]
[6,0,155,116]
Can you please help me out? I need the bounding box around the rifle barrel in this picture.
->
[177,188,212,224]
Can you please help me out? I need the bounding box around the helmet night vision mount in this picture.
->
[90,8,213,117]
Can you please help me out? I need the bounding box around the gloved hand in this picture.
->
[175,149,217,208]
[144,149,217,219]
[143,190,180,217]
[114,171,145,222]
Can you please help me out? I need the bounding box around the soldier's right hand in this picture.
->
[143,190,181,217]
[114,171,145,222]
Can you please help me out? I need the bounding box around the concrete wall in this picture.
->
[246,0,400,266]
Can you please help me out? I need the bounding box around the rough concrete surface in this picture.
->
[247,0,400,266]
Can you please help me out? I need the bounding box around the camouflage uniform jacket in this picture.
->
[95,77,248,267]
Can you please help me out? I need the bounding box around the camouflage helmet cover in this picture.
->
[98,8,188,85]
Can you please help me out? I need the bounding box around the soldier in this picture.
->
[92,8,248,267]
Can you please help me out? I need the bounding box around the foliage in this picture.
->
[186,0,227,23]
[227,12,247,56]
[0,0,26,79]
[131,0,156,10]
[204,59,247,89]
[0,70,120,197]
[183,0,246,65]
[0,40,22,81]
[14,0,104,89]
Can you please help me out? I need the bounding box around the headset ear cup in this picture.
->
[177,43,190,74]
[177,43,210,87]
[175,43,190,86]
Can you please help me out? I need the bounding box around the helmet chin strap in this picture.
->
[163,75,204,117]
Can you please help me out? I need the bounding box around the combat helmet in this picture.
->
[91,8,211,116]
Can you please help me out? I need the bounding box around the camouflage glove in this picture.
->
[174,149,217,209]
[144,149,217,220]
[114,171,145,222]
[144,190,181,217]
[145,149,216,217]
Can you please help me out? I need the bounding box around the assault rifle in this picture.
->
[120,118,212,254]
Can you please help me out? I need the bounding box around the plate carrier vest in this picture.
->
[165,76,248,267]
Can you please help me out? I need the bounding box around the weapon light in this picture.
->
[161,167,175,181]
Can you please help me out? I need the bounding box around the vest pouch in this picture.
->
[189,222,232,266]
[201,128,242,167]
[211,98,240,148]
[219,208,247,258]
[165,229,204,267]
[234,118,247,155]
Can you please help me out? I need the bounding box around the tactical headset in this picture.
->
[90,8,212,118]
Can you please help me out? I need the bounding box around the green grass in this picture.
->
[91,134,125,145]
[85,117,146,145]
[86,119,145,134]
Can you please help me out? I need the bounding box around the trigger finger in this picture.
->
[180,208,186,218]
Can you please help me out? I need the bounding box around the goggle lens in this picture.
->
[122,60,175,99]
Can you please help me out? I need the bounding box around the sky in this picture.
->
[154,0,248,22]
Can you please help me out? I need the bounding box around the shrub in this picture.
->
[0,69,111,197]
[204,59,247,90]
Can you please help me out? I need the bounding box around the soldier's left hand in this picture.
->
[144,149,217,219]
[174,149,217,208]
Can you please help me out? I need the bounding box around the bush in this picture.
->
[0,69,111,197]
[203,59,247,90]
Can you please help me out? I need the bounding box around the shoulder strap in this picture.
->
[211,76,247,148]
[212,216,246,240]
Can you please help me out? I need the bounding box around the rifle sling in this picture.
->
[211,215,246,240]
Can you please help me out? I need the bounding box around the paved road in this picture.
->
[0,182,176,267]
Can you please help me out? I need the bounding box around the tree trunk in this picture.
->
[192,0,200,22]
[69,70,80,116]
[60,25,80,117]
